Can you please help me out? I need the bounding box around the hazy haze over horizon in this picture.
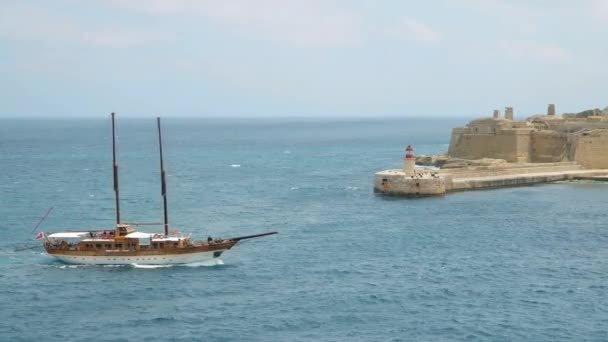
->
[1,0,607,118]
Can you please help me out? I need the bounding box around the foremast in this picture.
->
[157,117,169,236]
[111,112,121,225]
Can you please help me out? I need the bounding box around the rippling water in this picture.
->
[1,118,607,341]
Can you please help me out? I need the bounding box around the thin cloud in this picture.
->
[0,3,173,48]
[592,0,608,19]
[498,40,572,63]
[105,0,368,48]
[81,30,173,48]
[386,18,442,45]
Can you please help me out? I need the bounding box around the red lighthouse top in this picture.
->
[405,145,415,159]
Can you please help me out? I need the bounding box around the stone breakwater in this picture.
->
[374,162,608,196]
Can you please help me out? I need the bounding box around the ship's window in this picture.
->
[95,244,102,249]
[213,251,223,258]
[173,243,178,247]
[116,244,122,249]
[160,243,164,248]
[105,244,112,249]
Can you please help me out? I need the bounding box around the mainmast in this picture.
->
[157,117,169,236]
[111,112,121,225]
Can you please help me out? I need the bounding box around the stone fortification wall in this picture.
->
[374,171,446,196]
[448,128,533,162]
[446,105,608,165]
[558,121,608,133]
[530,131,568,162]
[575,129,608,169]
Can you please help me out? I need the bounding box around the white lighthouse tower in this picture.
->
[404,145,416,176]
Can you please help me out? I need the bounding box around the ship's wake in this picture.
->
[180,259,224,267]
[41,259,225,269]
[130,263,173,269]
[131,259,224,268]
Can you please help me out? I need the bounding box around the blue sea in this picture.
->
[1,117,607,341]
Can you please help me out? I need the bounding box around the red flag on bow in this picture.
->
[35,232,45,240]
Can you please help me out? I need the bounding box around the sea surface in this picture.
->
[1,117,607,341]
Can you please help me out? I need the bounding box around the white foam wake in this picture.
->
[58,264,88,269]
[131,263,174,269]
[180,259,224,267]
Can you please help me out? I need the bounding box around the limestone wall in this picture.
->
[530,131,567,162]
[446,111,608,165]
[575,129,608,168]
[374,171,446,196]
[508,129,533,162]
[448,128,533,162]
[374,166,608,196]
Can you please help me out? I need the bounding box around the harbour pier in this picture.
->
[374,162,608,196]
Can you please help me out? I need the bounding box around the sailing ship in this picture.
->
[40,113,276,265]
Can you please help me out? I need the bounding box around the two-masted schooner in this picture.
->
[40,113,276,265]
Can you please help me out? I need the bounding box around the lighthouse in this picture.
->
[404,145,416,176]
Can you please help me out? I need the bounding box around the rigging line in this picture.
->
[31,207,54,234]
[15,245,42,252]
[123,222,164,226]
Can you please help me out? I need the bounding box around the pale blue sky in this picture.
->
[1,0,607,118]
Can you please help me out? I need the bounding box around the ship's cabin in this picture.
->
[115,224,135,237]
[45,227,195,252]
[76,233,191,251]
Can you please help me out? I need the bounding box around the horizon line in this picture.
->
[0,114,476,120]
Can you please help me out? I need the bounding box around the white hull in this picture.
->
[49,250,225,265]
